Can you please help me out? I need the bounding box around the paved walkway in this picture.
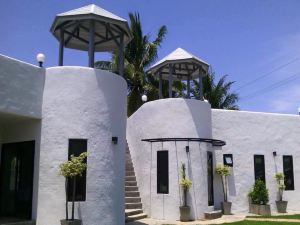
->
[126,211,300,225]
[126,214,246,225]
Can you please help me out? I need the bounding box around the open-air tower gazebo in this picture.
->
[148,48,209,99]
[50,4,132,75]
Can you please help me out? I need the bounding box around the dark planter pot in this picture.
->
[249,204,271,216]
[60,219,82,225]
[179,206,191,222]
[276,201,288,213]
[221,201,232,215]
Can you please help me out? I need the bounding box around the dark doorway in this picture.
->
[0,141,35,220]
[207,151,214,206]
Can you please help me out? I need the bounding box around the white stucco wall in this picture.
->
[212,109,300,214]
[127,98,214,220]
[0,54,45,118]
[37,67,127,225]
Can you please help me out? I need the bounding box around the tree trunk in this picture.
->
[183,188,187,207]
[224,176,228,202]
[72,177,76,220]
[65,178,68,220]
[221,176,226,202]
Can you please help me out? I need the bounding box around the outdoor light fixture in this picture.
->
[185,146,189,153]
[112,136,118,144]
[223,154,233,167]
[142,94,148,102]
[36,53,45,67]
[273,151,277,156]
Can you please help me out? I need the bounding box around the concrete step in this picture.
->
[125,181,137,186]
[125,213,147,222]
[125,197,142,203]
[126,171,135,176]
[125,165,134,171]
[125,209,143,217]
[125,191,140,197]
[125,176,136,182]
[204,210,222,220]
[125,202,142,209]
[125,186,138,192]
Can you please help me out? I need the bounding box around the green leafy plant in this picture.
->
[248,179,269,205]
[59,152,87,221]
[216,164,231,202]
[275,172,285,201]
[179,163,192,207]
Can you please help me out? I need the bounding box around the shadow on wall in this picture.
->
[185,100,212,139]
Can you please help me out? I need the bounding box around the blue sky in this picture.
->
[1,0,300,114]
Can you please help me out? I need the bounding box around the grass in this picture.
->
[217,221,300,225]
[162,221,300,225]
[247,214,300,220]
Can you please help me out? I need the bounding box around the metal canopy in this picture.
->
[50,4,132,70]
[148,48,209,99]
[141,137,226,147]
[148,48,209,81]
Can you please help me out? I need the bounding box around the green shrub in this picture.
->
[248,179,269,205]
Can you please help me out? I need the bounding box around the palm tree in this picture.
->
[191,72,239,110]
[95,12,168,116]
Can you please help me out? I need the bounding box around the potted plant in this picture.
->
[216,164,232,215]
[59,152,87,225]
[275,172,287,213]
[248,179,271,216]
[179,163,192,222]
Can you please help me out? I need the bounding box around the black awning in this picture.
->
[141,137,226,147]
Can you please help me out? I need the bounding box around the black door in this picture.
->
[0,141,35,220]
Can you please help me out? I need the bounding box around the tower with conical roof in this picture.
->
[50,4,132,75]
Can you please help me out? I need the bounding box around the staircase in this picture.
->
[125,144,147,223]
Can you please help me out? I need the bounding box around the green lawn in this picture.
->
[162,220,300,225]
[216,221,300,225]
[247,214,300,220]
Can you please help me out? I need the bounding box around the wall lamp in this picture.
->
[273,151,277,157]
[112,137,118,144]
[185,146,189,153]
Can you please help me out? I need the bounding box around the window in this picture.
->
[68,139,87,201]
[283,156,294,190]
[157,151,168,194]
[254,155,265,183]
[207,152,214,206]
[223,154,233,167]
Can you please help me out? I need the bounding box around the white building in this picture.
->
[1,4,300,225]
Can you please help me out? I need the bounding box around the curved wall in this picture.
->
[127,98,214,220]
[37,67,127,225]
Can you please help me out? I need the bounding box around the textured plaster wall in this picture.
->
[212,109,300,213]
[37,67,127,225]
[0,119,41,220]
[0,54,45,118]
[127,99,214,220]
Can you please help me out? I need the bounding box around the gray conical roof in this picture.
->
[148,48,209,80]
[50,4,132,52]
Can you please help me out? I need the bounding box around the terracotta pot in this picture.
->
[221,201,232,215]
[276,201,288,213]
[60,219,82,225]
[179,206,191,222]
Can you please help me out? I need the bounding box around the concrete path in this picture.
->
[126,214,246,225]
